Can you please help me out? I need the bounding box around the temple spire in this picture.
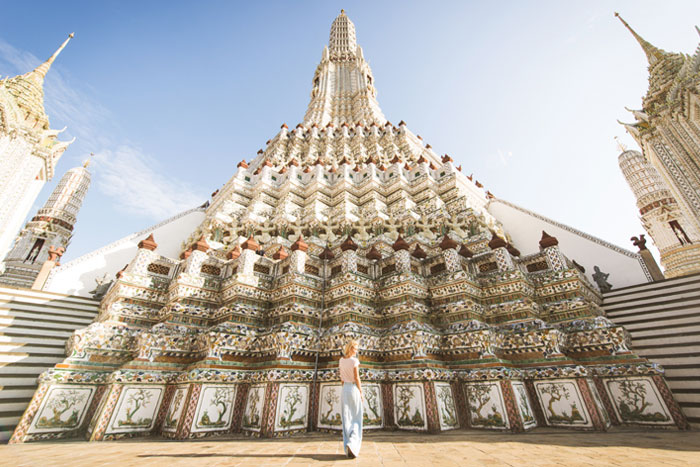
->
[329,10,357,57]
[26,33,74,85]
[614,13,666,66]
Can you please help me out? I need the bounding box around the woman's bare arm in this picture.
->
[353,365,362,397]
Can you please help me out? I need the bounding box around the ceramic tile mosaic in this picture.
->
[465,382,509,430]
[105,385,164,435]
[393,383,427,431]
[275,384,309,432]
[534,379,591,428]
[191,384,238,433]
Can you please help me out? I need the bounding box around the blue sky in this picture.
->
[2,1,700,262]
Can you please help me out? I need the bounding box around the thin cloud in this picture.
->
[94,146,205,219]
[0,37,206,221]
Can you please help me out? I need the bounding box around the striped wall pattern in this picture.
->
[0,286,99,441]
[603,273,700,429]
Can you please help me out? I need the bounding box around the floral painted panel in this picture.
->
[162,386,188,433]
[275,384,308,431]
[242,384,266,432]
[434,383,458,430]
[393,383,427,430]
[587,380,611,428]
[362,384,383,429]
[534,380,591,427]
[106,385,164,434]
[465,382,509,429]
[28,385,96,434]
[192,384,237,433]
[604,377,673,425]
[318,384,342,429]
[511,382,536,429]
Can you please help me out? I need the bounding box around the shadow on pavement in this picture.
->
[138,453,343,460]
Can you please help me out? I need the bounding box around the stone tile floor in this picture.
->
[3,429,699,466]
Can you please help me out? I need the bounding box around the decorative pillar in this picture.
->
[489,233,514,271]
[125,234,159,276]
[392,235,411,273]
[31,245,65,290]
[439,234,461,272]
[539,231,566,271]
[631,234,664,281]
[290,235,308,274]
[238,235,259,277]
[340,235,358,273]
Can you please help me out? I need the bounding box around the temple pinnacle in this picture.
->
[28,32,74,85]
[614,13,666,66]
[614,136,628,153]
[83,152,94,168]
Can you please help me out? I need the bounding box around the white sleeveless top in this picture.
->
[339,356,360,383]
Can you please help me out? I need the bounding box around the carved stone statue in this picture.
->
[592,266,612,292]
[89,273,113,300]
[630,234,647,252]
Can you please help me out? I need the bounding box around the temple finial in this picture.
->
[614,13,665,65]
[614,136,628,153]
[29,33,74,84]
[83,152,94,168]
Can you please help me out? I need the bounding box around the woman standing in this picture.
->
[339,340,363,459]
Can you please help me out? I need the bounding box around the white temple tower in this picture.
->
[616,13,700,276]
[618,145,699,277]
[0,159,91,288]
[0,34,75,262]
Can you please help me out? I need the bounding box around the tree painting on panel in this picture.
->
[200,387,233,427]
[516,386,534,424]
[320,387,341,426]
[539,383,583,424]
[242,387,262,429]
[279,386,306,428]
[437,385,458,428]
[118,388,154,427]
[396,386,424,427]
[467,384,505,428]
[164,389,184,429]
[363,386,382,426]
[616,380,669,422]
[37,389,87,429]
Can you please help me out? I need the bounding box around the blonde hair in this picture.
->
[343,340,359,358]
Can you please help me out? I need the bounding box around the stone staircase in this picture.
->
[603,273,700,429]
[0,286,99,441]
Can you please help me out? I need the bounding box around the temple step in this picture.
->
[603,272,700,429]
[0,286,99,442]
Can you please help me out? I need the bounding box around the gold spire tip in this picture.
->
[614,136,628,153]
[341,9,345,14]
[69,32,75,38]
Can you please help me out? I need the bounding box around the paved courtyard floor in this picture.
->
[3,429,699,467]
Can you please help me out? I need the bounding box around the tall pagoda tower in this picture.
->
[616,14,700,277]
[10,12,687,443]
[0,159,92,288]
[0,34,75,262]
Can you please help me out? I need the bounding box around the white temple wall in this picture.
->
[44,207,206,296]
[488,199,650,288]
